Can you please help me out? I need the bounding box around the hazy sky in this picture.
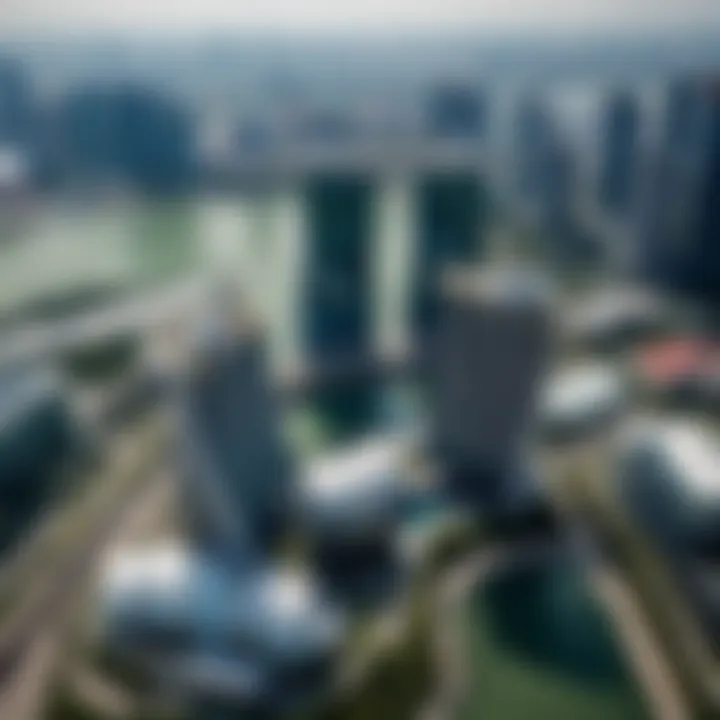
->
[1,0,719,35]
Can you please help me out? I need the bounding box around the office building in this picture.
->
[303,173,374,362]
[598,91,640,215]
[428,266,555,505]
[663,79,702,147]
[540,134,575,235]
[637,77,720,305]
[513,96,555,204]
[0,57,33,147]
[513,96,577,237]
[177,316,292,553]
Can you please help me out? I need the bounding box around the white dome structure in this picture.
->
[617,420,720,553]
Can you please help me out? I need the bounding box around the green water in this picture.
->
[0,188,415,376]
[458,558,650,720]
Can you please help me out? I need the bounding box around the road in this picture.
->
[0,430,168,719]
[546,444,691,720]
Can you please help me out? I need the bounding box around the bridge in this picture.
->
[218,137,498,181]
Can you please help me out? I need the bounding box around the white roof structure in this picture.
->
[540,363,624,431]
[655,422,720,505]
[620,419,720,519]
[100,542,344,662]
[300,436,413,539]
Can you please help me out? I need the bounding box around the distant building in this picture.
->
[57,82,195,194]
[566,285,667,353]
[428,266,555,505]
[541,135,576,235]
[302,173,374,362]
[296,110,358,144]
[513,96,554,204]
[513,96,576,235]
[196,112,238,181]
[636,77,720,305]
[0,57,34,147]
[663,79,701,147]
[426,84,486,139]
[236,119,274,157]
[598,91,640,215]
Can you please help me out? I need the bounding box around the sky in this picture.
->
[0,0,719,36]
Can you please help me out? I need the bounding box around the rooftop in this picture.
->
[659,423,720,503]
[541,363,624,425]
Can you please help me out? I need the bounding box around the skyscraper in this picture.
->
[512,96,577,233]
[541,135,576,236]
[598,90,640,215]
[178,320,292,553]
[0,57,33,147]
[428,267,554,505]
[513,96,554,204]
[637,77,720,306]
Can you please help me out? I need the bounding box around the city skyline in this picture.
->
[0,0,719,37]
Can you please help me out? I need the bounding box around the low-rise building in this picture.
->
[540,364,625,445]
[0,363,76,550]
[616,421,720,646]
[300,435,414,545]
[566,286,667,353]
[98,542,345,708]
